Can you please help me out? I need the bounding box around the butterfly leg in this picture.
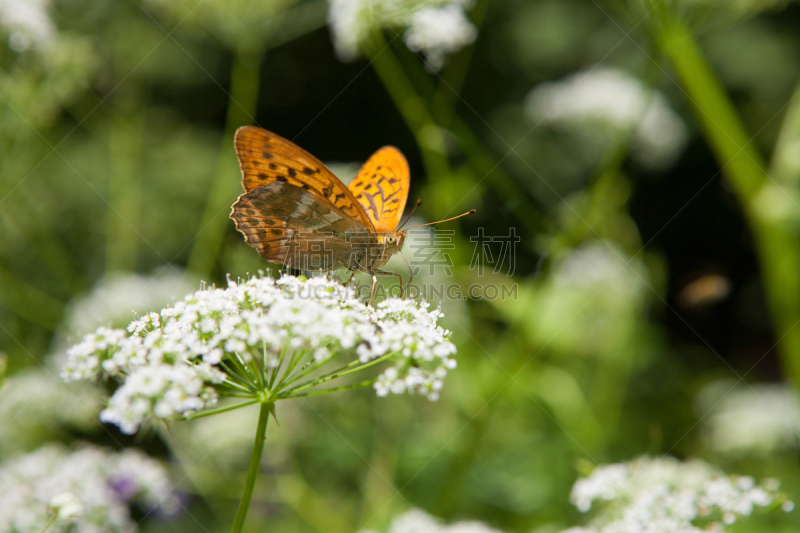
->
[402,271,412,298]
[369,274,378,308]
[373,269,404,298]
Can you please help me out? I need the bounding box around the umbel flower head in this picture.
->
[525,68,688,171]
[62,274,457,434]
[328,0,477,70]
[360,508,508,532]
[0,443,172,533]
[561,455,793,533]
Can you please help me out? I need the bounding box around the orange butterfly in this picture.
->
[230,126,473,305]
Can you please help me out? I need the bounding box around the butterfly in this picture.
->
[230,126,474,306]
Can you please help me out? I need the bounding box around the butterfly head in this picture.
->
[379,230,406,251]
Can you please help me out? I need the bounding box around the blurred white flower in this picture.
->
[562,456,789,533]
[696,380,800,456]
[328,0,476,69]
[48,492,83,521]
[328,0,373,60]
[0,21,97,134]
[553,241,645,300]
[62,275,457,434]
[0,444,173,533]
[48,268,199,374]
[142,0,298,51]
[0,368,104,455]
[0,0,54,51]
[533,240,649,358]
[63,268,199,337]
[525,68,688,171]
[404,4,477,70]
[361,508,507,533]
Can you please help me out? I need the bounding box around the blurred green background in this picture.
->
[4,0,800,531]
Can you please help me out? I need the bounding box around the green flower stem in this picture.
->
[280,354,361,389]
[280,352,396,397]
[429,0,489,129]
[220,377,253,393]
[245,352,265,389]
[232,400,272,533]
[656,10,800,383]
[230,352,261,388]
[284,379,373,399]
[378,38,545,234]
[656,14,764,195]
[187,399,259,420]
[265,341,279,388]
[364,32,451,182]
[187,46,262,278]
[218,391,259,399]
[269,341,293,388]
[276,349,311,387]
[220,360,258,392]
[448,115,546,235]
[39,515,57,533]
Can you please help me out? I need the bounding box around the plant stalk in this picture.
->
[363,32,451,182]
[38,514,57,533]
[375,35,546,235]
[656,10,800,383]
[232,401,272,533]
[188,47,262,278]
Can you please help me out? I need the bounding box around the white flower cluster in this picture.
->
[371,298,456,400]
[361,508,507,533]
[328,0,477,69]
[696,380,800,456]
[62,275,457,433]
[553,241,646,302]
[374,364,448,400]
[0,444,173,533]
[561,456,791,533]
[62,324,225,434]
[403,4,477,70]
[525,68,688,171]
[0,0,55,51]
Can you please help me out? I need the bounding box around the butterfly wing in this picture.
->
[233,125,375,232]
[231,181,373,271]
[348,146,410,232]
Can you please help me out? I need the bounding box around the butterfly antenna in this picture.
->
[405,209,476,230]
[398,199,422,230]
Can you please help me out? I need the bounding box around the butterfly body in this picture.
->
[230,126,411,305]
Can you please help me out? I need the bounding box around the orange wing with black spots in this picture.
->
[348,146,410,232]
[233,126,375,232]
